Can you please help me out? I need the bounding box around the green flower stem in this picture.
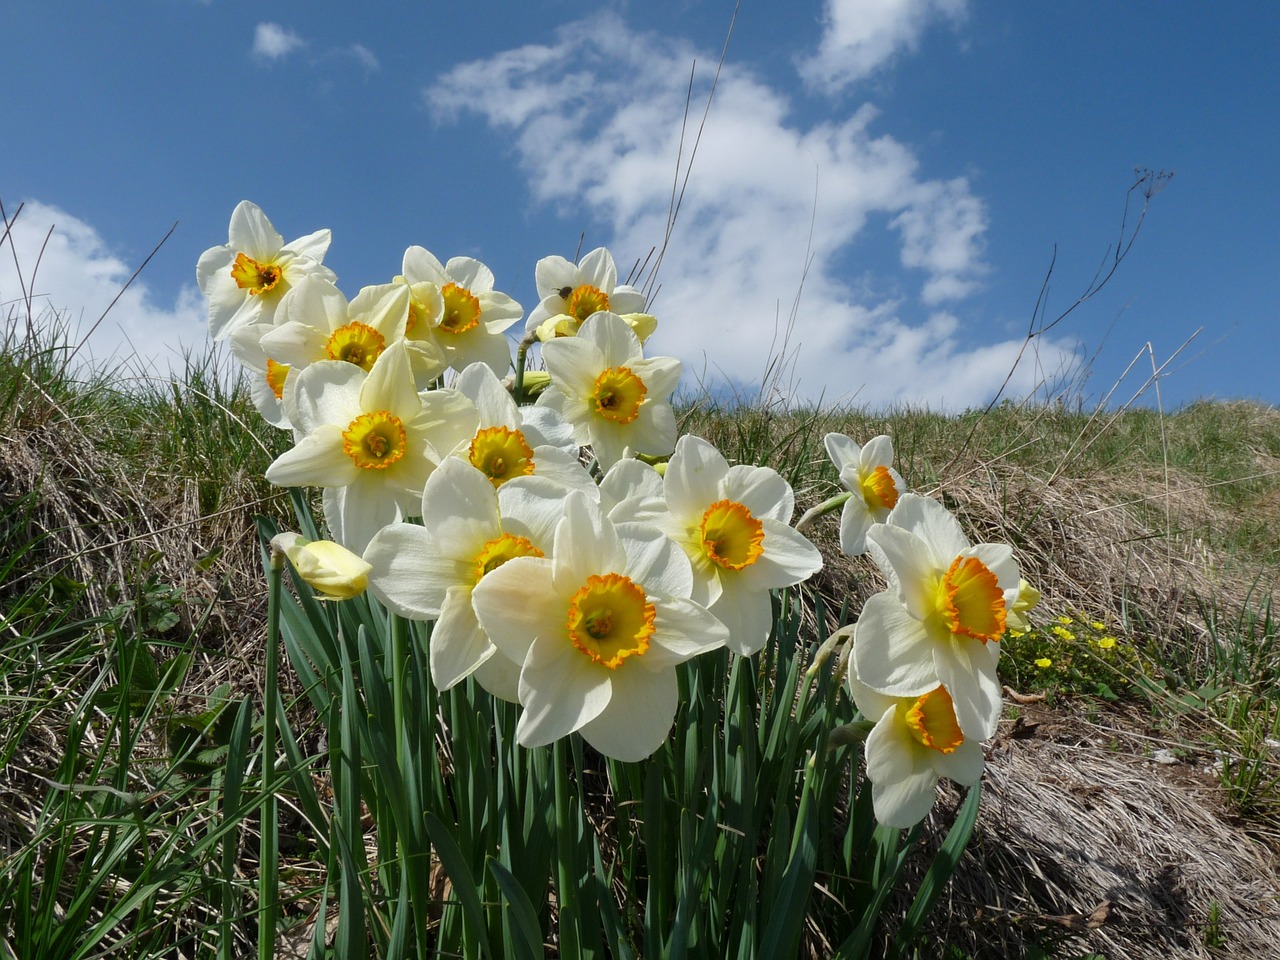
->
[391,612,408,769]
[513,333,538,406]
[552,739,581,959]
[259,547,283,960]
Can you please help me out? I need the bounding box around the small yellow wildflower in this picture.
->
[1096,636,1118,650]
[1035,657,1053,668]
[1090,620,1106,631]
[1056,615,1074,625]
[1051,625,1076,641]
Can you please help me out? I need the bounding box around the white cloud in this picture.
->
[428,13,1061,409]
[799,0,968,94]
[349,43,380,72]
[253,22,305,62]
[0,200,208,375]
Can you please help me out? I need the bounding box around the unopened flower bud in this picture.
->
[270,532,371,601]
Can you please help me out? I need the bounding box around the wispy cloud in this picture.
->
[799,0,968,94]
[252,22,305,62]
[427,13,1058,408]
[0,200,206,373]
[348,43,380,72]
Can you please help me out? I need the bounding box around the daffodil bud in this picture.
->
[1005,578,1042,633]
[270,532,371,601]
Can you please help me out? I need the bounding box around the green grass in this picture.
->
[3,309,1279,958]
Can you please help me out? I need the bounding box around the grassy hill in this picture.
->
[2,319,1278,958]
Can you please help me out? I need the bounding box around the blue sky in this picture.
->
[2,0,1276,410]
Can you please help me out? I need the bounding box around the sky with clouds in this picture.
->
[2,1,1276,410]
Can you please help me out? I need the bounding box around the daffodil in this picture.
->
[1005,578,1042,633]
[364,457,568,698]
[395,246,523,376]
[854,494,1020,739]
[610,435,822,655]
[270,532,371,601]
[197,201,336,340]
[258,275,425,380]
[229,276,426,431]
[525,248,655,342]
[470,491,728,761]
[537,312,680,470]
[449,363,597,496]
[823,433,906,556]
[265,341,478,552]
[848,668,985,829]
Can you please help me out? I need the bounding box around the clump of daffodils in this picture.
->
[201,204,1029,831]
[818,433,1027,828]
[199,202,823,767]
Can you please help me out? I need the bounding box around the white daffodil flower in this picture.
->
[525,247,655,342]
[537,312,680,471]
[270,532,371,601]
[231,276,428,431]
[610,435,822,656]
[471,491,728,761]
[449,363,597,496]
[855,494,1020,739]
[848,668,985,829]
[258,275,424,380]
[197,201,335,341]
[364,458,568,699]
[395,246,523,377]
[265,341,478,553]
[823,433,906,556]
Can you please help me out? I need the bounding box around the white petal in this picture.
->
[498,474,581,551]
[934,635,1003,740]
[724,464,794,523]
[599,458,666,523]
[430,585,495,690]
[578,664,678,762]
[266,425,358,487]
[665,435,728,523]
[289,361,364,435]
[364,522,462,618]
[626,402,677,458]
[643,597,729,668]
[259,320,325,369]
[616,522,693,599]
[455,363,519,429]
[709,576,775,656]
[337,475,403,554]
[529,446,599,496]
[578,312,641,369]
[576,247,616,292]
[420,458,502,557]
[865,523,937,622]
[471,556,559,668]
[516,635,612,748]
[541,335,603,399]
[853,592,941,698]
[533,255,578,299]
[886,494,970,567]
[471,649,522,702]
[630,355,682,401]
[227,201,283,261]
[446,256,494,293]
[838,498,876,556]
[283,228,332,264]
[361,342,420,422]
[401,246,447,284]
[552,493,622,589]
[824,433,863,474]
[933,737,985,786]
[859,434,895,470]
[740,519,823,591]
